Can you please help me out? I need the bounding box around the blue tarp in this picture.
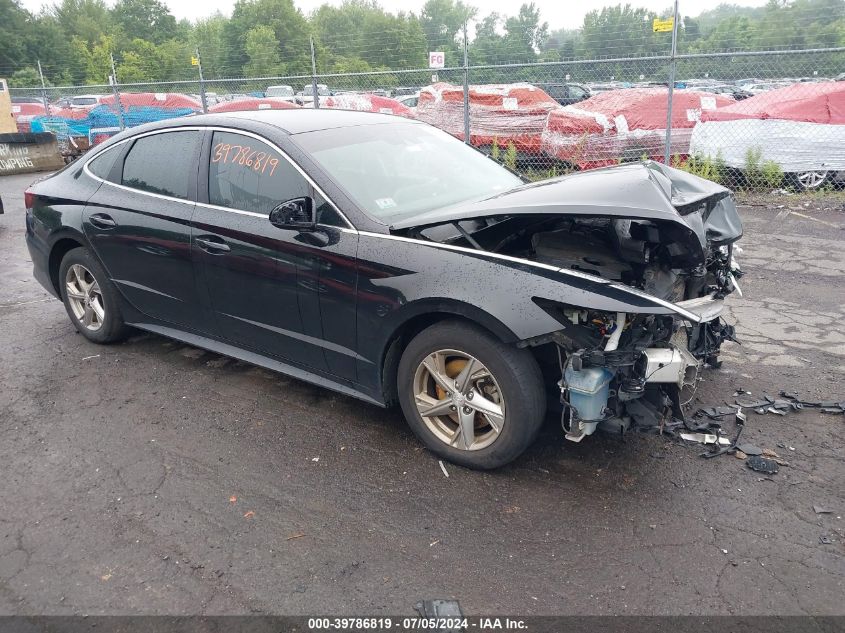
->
[31,105,196,142]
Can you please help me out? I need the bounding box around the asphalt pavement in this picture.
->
[0,172,843,615]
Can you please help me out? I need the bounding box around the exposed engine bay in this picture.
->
[397,161,744,442]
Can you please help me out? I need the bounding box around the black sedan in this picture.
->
[25,110,743,469]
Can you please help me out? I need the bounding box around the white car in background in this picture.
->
[69,94,106,110]
[265,85,296,102]
[690,81,845,189]
[395,93,419,108]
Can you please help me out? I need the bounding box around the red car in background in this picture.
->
[209,98,300,113]
[541,88,734,170]
[415,82,559,161]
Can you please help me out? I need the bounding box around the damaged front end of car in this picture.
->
[392,160,743,441]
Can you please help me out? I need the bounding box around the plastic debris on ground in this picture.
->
[414,599,463,632]
[746,455,779,474]
[647,385,842,468]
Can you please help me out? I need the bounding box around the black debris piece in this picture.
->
[746,455,779,474]
[736,443,762,456]
[414,600,464,632]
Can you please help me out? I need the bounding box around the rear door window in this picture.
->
[121,131,201,200]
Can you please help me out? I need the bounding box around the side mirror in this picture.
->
[269,197,316,231]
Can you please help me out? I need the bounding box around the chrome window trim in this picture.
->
[82,124,357,231]
[83,127,206,207]
[357,231,701,323]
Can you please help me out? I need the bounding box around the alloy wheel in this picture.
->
[65,264,105,332]
[412,349,506,451]
[796,170,829,189]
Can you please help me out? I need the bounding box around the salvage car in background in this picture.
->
[208,97,300,113]
[535,82,592,106]
[24,110,742,469]
[322,93,414,117]
[415,82,560,164]
[541,88,735,170]
[690,81,845,190]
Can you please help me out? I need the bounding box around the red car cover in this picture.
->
[416,82,559,154]
[689,81,845,173]
[209,98,300,113]
[322,93,413,118]
[699,81,845,123]
[542,88,734,169]
[12,103,47,131]
[101,92,202,111]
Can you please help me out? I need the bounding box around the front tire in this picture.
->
[397,321,546,469]
[59,247,130,344]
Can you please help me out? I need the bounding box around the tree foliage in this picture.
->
[0,0,843,87]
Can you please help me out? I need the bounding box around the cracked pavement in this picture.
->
[0,173,843,615]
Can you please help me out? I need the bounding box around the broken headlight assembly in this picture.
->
[531,303,721,442]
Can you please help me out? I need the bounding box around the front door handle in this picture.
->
[89,213,117,229]
[195,235,231,253]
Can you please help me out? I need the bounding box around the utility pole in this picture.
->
[37,60,50,116]
[310,36,320,109]
[109,52,125,131]
[462,21,470,145]
[195,47,208,114]
[663,0,680,166]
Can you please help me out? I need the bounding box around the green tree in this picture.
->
[0,0,32,73]
[9,67,42,88]
[52,0,114,47]
[191,13,228,78]
[223,0,311,77]
[244,25,283,77]
[469,13,505,65]
[420,0,476,62]
[312,1,427,71]
[112,0,177,44]
[580,5,664,58]
[502,2,548,63]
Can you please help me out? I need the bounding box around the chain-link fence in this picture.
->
[8,23,845,191]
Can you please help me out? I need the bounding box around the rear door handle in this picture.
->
[195,235,231,253]
[89,213,117,229]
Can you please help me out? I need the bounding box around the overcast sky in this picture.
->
[20,0,771,29]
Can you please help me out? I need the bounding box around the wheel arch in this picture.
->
[48,232,89,296]
[377,299,518,406]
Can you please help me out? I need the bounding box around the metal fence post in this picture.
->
[310,37,320,109]
[195,48,208,113]
[37,60,50,115]
[109,53,125,131]
[462,21,471,145]
[663,0,680,165]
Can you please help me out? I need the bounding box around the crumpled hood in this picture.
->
[391,161,742,260]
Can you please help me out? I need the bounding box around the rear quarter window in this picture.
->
[87,146,121,181]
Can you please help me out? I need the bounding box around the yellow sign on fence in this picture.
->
[191,56,199,66]
[653,17,674,33]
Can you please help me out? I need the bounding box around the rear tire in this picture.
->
[397,320,546,469]
[790,170,831,191]
[59,247,130,344]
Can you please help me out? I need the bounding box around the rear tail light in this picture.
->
[24,190,35,210]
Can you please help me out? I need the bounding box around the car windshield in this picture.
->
[294,122,522,223]
[267,86,293,97]
[72,97,98,105]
